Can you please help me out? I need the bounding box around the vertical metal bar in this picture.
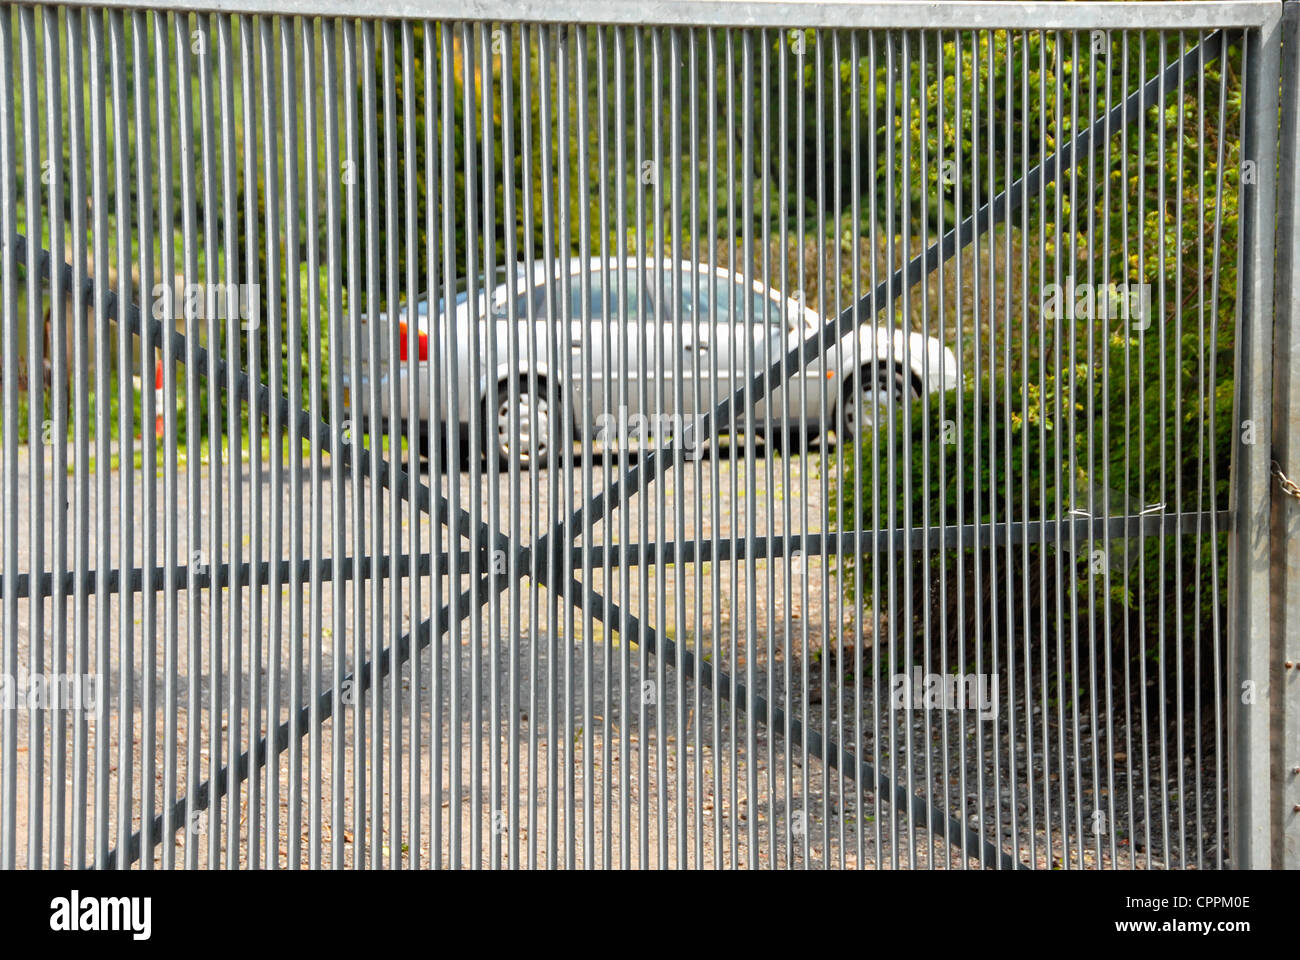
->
[575,21,595,871]
[629,23,645,870]
[821,22,832,868]
[707,23,723,872]
[399,15,419,873]
[301,13,325,868]
[380,16,401,872]
[799,24,812,872]
[458,19,482,869]
[281,12,304,872]
[87,5,112,870]
[108,6,135,871]
[913,26,931,871]
[953,27,970,870]
[193,10,221,871]
[544,20,562,871]
[360,16,383,871]
[758,26,775,871]
[740,26,759,870]
[1001,25,1017,872]
[811,25,826,870]
[500,18,521,872]
[668,23,688,870]
[682,22,699,871]
[302,12,323,872]
[440,18,462,870]
[594,22,612,873]
[777,25,794,871]
[1019,27,1040,868]
[422,15,443,872]
[613,23,630,871]
[258,13,283,869]
[477,20,501,872]
[379,14,397,868]
[1192,26,1208,872]
[1134,28,1152,871]
[66,4,89,870]
[983,26,999,871]
[969,24,987,872]
[42,3,68,870]
[1050,27,1071,870]
[1154,29,1170,870]
[1206,29,1230,871]
[1272,1,1300,871]
[1230,11,1279,871]
[218,9,242,871]
[343,14,365,870]
[670,24,691,869]
[239,9,262,871]
[155,10,178,871]
[518,20,539,873]
[434,17,454,870]
[1172,28,1187,871]
[0,0,16,873]
[18,3,43,871]
[899,27,916,870]
[556,22,576,871]
[1116,28,1131,872]
[934,27,951,869]
[322,13,345,871]
[882,28,901,869]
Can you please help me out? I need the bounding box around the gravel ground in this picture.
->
[5,437,1225,868]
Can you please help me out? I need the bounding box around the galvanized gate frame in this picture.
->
[0,0,1287,869]
[1272,0,1300,874]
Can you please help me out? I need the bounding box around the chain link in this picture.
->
[1271,459,1300,500]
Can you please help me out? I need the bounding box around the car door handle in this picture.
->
[685,341,709,352]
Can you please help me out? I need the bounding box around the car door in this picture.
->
[655,264,711,420]
[673,270,736,432]
[560,264,643,427]
[513,263,656,443]
[681,274,781,434]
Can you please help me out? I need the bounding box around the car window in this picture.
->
[675,273,783,325]
[518,267,652,319]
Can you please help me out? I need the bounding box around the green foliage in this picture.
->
[830,30,1240,692]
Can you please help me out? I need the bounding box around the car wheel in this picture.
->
[487,378,552,469]
[840,368,913,443]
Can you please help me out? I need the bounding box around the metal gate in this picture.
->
[0,0,1290,869]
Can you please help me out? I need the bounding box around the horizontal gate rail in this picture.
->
[1,509,1234,601]
[570,511,1237,569]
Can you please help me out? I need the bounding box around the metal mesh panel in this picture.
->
[0,2,1281,869]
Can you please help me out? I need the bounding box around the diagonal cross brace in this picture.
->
[89,27,1219,869]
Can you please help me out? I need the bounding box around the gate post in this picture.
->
[1230,4,1281,870]
[1271,0,1300,872]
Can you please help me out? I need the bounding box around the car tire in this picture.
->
[484,376,555,470]
[840,367,914,443]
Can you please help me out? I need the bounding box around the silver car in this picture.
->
[340,258,959,467]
